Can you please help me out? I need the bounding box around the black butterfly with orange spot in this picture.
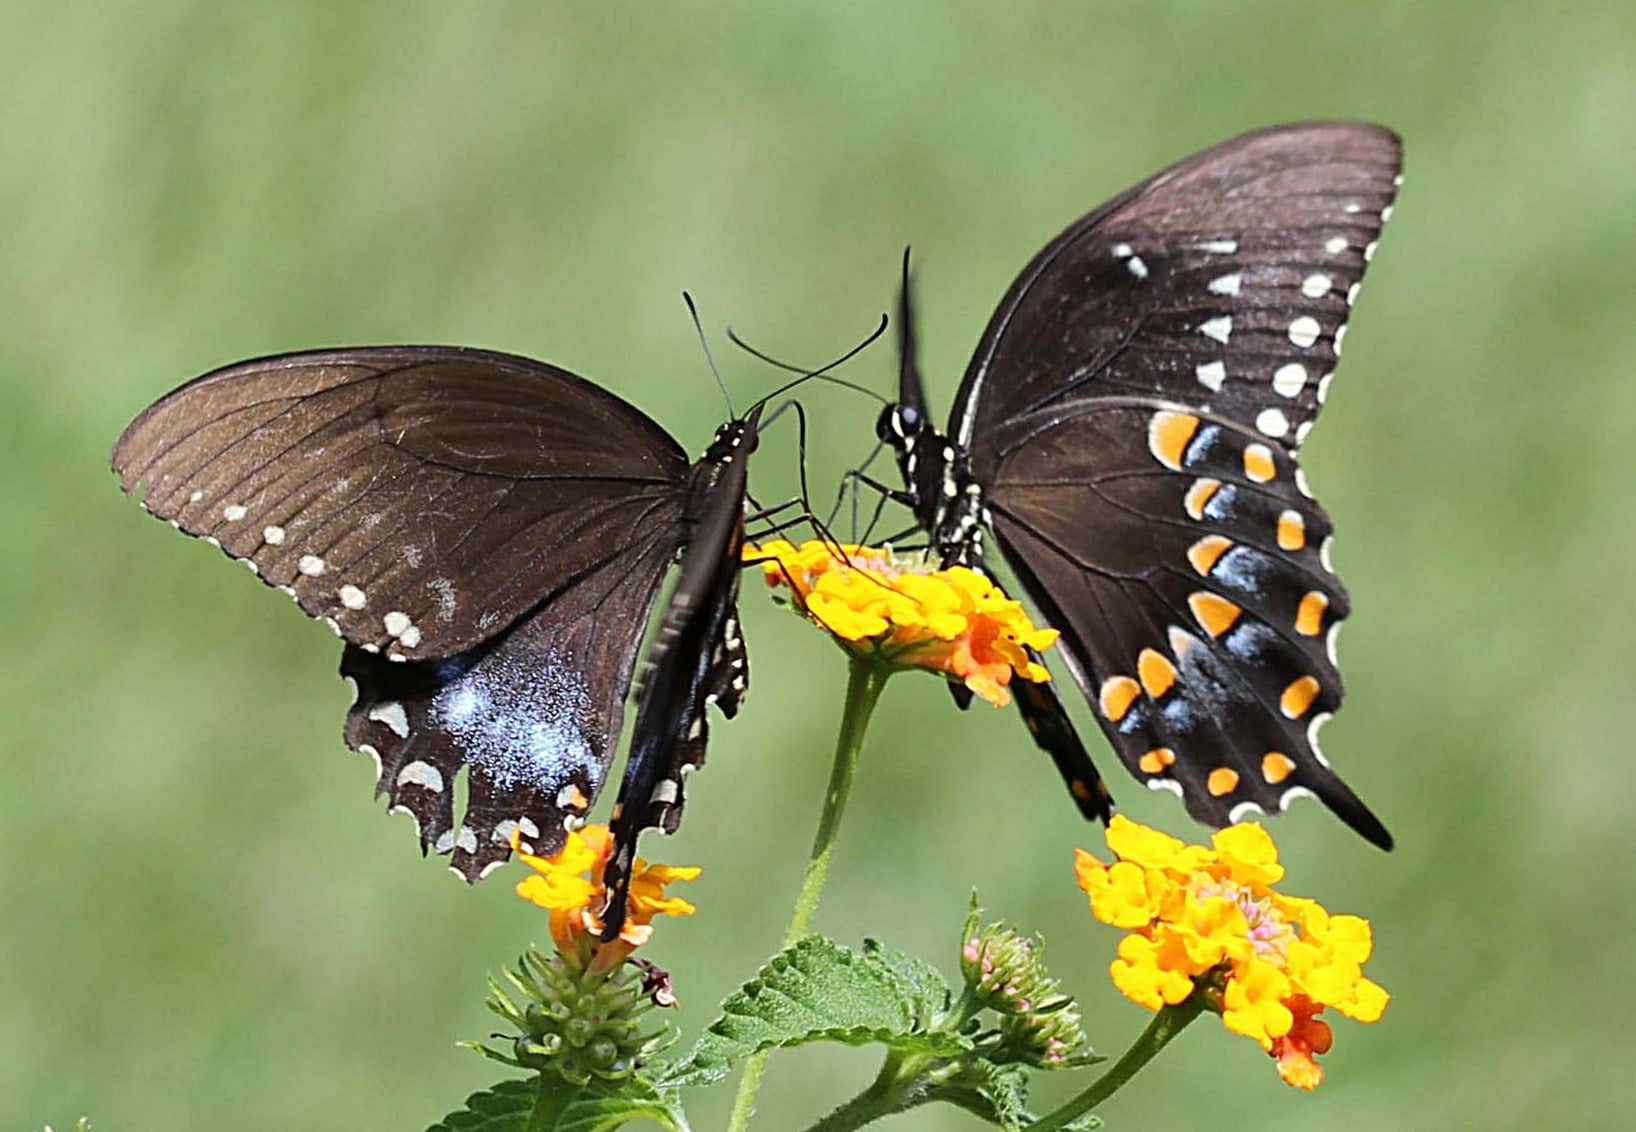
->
[877,122,1397,848]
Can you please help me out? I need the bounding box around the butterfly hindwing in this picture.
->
[987,398,1387,845]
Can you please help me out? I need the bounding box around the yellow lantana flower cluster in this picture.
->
[747,539,1058,707]
[512,825,700,973]
[1075,816,1388,1089]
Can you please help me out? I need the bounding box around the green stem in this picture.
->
[803,1053,908,1132]
[726,658,891,1132]
[526,1074,575,1132]
[1028,996,1206,1131]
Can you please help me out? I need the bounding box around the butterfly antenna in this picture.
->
[684,291,735,418]
[746,313,890,413]
[727,327,888,405]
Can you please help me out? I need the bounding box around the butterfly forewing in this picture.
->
[112,347,691,661]
[958,121,1401,467]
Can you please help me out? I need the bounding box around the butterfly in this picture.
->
[112,345,759,926]
[876,121,1398,848]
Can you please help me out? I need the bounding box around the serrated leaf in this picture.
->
[663,935,969,1088]
[861,939,952,1027]
[427,1076,689,1132]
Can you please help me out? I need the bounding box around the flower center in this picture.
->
[1195,877,1296,963]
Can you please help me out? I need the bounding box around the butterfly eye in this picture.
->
[876,404,921,443]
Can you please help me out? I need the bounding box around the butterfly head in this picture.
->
[704,406,763,466]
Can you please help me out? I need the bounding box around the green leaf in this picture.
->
[860,938,952,1027]
[663,935,968,1088]
[427,1076,690,1132]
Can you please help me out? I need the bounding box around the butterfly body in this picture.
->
[113,345,758,909]
[880,121,1398,848]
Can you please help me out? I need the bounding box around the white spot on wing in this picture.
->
[398,625,421,649]
[1256,408,1290,438]
[1199,316,1233,344]
[298,555,327,576]
[456,826,479,854]
[262,525,286,546]
[1208,273,1242,296]
[1272,363,1307,398]
[1301,273,1332,299]
[339,585,367,610]
[1147,778,1184,797]
[383,611,412,637]
[397,760,445,792]
[1126,255,1148,280]
[222,504,247,522]
[1306,713,1333,767]
[1288,317,1321,348]
[368,701,410,738]
[1195,238,1237,254]
[188,490,204,503]
[1229,800,1268,823]
[1278,785,1318,812]
[1195,360,1226,392]
[1324,236,1348,255]
[430,577,458,622]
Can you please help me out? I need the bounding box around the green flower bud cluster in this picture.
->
[473,947,671,1086]
[961,920,1087,1068]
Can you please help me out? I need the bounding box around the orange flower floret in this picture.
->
[747,539,1058,707]
[512,825,699,970]
[1075,816,1387,1089]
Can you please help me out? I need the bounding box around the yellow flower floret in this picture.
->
[512,825,699,971]
[1075,816,1388,1089]
[747,539,1058,707]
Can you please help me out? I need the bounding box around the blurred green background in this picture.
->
[4,2,1633,1129]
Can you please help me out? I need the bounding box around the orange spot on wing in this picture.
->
[1099,676,1140,722]
[1184,478,1221,520]
[563,784,590,810]
[1139,747,1176,774]
[1207,767,1240,796]
[1244,443,1276,483]
[1137,648,1176,698]
[1149,412,1201,470]
[1281,676,1321,718]
[1262,752,1297,784]
[1296,591,1329,636]
[1188,592,1242,638]
[1277,510,1306,551]
[1186,535,1232,575]
[1071,778,1093,800]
